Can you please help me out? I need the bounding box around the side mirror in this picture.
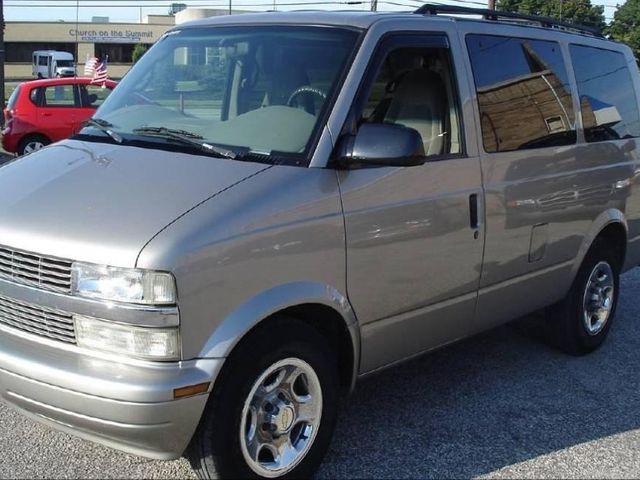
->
[338,123,426,167]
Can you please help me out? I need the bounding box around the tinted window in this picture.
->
[38,56,48,66]
[467,35,576,153]
[570,45,640,142]
[42,85,78,107]
[7,43,75,63]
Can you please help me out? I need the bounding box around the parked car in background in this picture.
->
[2,77,116,156]
[32,50,76,78]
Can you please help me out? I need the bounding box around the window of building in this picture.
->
[358,44,461,157]
[466,35,576,153]
[6,43,75,63]
[570,45,640,142]
[94,43,152,63]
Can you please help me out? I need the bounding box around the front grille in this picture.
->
[0,294,75,344]
[0,246,73,293]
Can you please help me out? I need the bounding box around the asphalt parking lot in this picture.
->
[0,268,639,478]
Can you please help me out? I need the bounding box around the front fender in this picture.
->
[198,281,360,389]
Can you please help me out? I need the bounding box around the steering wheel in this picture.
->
[287,86,327,111]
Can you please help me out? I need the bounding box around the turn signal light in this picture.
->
[173,382,210,399]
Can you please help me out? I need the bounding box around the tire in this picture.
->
[546,240,620,355]
[187,316,339,479]
[18,135,49,156]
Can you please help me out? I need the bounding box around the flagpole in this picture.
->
[75,0,79,77]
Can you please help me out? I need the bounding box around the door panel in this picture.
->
[340,158,484,373]
[36,84,79,141]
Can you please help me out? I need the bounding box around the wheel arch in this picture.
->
[18,132,51,153]
[570,209,628,283]
[198,281,360,394]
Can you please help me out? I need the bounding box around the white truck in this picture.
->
[32,51,76,78]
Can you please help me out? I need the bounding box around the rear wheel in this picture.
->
[187,317,339,479]
[18,135,49,156]
[546,240,620,355]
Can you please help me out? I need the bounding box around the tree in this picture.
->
[497,0,606,31]
[607,0,640,60]
[132,44,148,64]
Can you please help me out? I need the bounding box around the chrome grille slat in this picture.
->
[0,307,75,338]
[0,299,74,330]
[0,245,72,293]
[0,294,76,343]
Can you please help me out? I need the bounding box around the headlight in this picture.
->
[72,262,176,305]
[75,315,180,360]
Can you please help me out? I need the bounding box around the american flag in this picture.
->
[90,58,108,85]
[84,56,99,77]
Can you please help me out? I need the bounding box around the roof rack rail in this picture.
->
[414,3,603,38]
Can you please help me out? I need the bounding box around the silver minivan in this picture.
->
[1,5,640,479]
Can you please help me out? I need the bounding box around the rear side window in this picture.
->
[466,34,576,153]
[570,45,640,142]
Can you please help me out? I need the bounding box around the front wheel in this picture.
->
[546,240,620,355]
[187,317,339,479]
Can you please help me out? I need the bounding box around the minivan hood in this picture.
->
[0,139,269,266]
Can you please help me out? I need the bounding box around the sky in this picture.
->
[3,0,624,23]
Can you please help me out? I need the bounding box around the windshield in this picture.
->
[91,26,359,164]
[56,60,74,67]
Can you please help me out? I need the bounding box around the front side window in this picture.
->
[570,44,640,142]
[466,35,576,153]
[91,26,359,164]
[357,45,461,157]
[79,84,112,108]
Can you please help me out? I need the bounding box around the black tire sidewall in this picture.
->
[192,319,339,479]
[18,135,49,156]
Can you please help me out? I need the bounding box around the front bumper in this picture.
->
[0,276,224,460]
[0,330,223,459]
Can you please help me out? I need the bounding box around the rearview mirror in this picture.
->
[338,123,426,167]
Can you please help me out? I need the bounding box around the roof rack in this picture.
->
[414,3,603,38]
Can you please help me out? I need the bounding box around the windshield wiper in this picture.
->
[83,118,123,144]
[132,126,237,160]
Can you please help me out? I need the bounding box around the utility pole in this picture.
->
[0,0,5,120]
[488,0,496,9]
[371,0,377,11]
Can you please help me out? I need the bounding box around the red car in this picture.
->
[2,77,117,156]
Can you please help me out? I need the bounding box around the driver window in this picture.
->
[360,47,461,156]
